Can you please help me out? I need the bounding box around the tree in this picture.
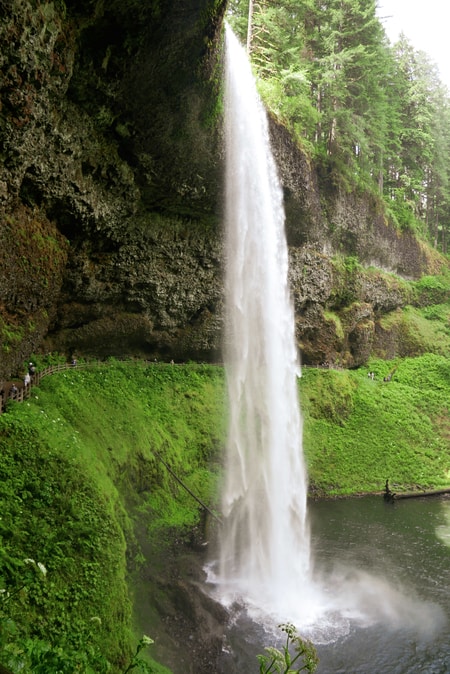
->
[225,0,450,248]
[309,0,393,181]
[384,35,450,244]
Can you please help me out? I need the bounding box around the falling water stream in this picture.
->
[207,24,448,668]
[216,23,312,622]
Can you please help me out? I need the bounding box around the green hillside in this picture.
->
[300,354,450,495]
[0,355,449,671]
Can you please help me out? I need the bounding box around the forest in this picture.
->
[228,0,450,252]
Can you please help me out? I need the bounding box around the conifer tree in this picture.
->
[226,0,450,250]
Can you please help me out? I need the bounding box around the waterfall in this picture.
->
[208,25,445,650]
[216,24,313,623]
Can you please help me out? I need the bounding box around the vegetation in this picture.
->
[258,623,318,673]
[0,354,449,670]
[227,0,450,251]
[300,354,450,495]
[2,3,448,671]
[0,360,224,673]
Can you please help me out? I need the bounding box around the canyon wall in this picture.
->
[0,0,446,381]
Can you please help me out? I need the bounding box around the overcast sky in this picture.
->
[376,0,450,89]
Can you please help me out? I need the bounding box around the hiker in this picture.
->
[24,372,31,387]
[9,384,18,399]
[28,362,36,377]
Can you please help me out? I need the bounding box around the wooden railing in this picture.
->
[0,358,181,415]
[0,360,112,415]
[0,358,340,416]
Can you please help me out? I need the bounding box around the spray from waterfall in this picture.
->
[216,24,312,622]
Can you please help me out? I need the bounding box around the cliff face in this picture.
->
[272,122,437,279]
[0,0,446,381]
[0,0,226,380]
[269,121,446,366]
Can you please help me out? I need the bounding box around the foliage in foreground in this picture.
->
[258,623,318,674]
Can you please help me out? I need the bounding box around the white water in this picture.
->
[210,25,446,643]
[216,24,313,623]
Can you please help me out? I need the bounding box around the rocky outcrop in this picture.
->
[0,0,447,381]
[0,0,226,380]
[270,120,441,279]
[270,120,447,367]
[45,219,223,361]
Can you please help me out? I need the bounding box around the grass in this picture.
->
[0,361,224,673]
[300,354,450,495]
[0,355,448,670]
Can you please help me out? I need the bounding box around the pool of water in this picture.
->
[216,495,450,673]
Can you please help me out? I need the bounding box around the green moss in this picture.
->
[300,354,450,495]
[329,254,362,307]
[1,356,449,670]
[377,304,450,357]
[0,319,26,356]
[301,367,355,427]
[0,361,224,672]
[323,311,344,341]
[413,272,450,306]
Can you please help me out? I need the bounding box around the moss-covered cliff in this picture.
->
[0,0,448,382]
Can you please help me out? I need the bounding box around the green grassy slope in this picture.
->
[300,354,450,495]
[0,361,224,673]
[0,355,448,670]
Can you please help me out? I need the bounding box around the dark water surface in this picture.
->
[218,495,450,674]
[309,495,449,673]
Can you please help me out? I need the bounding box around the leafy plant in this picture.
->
[0,361,224,672]
[257,623,318,674]
[122,635,154,673]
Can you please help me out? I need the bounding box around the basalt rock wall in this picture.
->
[0,0,446,382]
[0,0,226,381]
[270,120,439,278]
[269,121,446,366]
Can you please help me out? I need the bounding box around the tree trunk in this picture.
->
[247,0,254,54]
